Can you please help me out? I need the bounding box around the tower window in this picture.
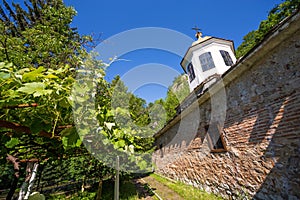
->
[220,50,233,66]
[199,52,215,72]
[187,62,195,82]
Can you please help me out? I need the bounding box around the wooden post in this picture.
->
[114,156,119,200]
[24,163,39,200]
[95,180,103,200]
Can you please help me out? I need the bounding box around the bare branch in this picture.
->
[0,119,52,138]
[2,103,38,109]
[6,154,20,178]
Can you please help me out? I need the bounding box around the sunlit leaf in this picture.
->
[0,72,10,80]
[33,89,52,97]
[22,67,45,81]
[45,74,59,79]
[5,138,20,148]
[114,140,125,149]
[104,122,115,130]
[17,82,46,94]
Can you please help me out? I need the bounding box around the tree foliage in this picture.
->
[161,74,189,122]
[0,0,87,165]
[0,1,159,197]
[0,0,91,69]
[236,0,300,58]
[0,0,155,198]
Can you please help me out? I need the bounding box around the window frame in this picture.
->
[199,52,215,72]
[219,50,234,66]
[187,62,196,82]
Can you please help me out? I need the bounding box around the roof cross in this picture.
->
[192,26,202,39]
[192,26,201,32]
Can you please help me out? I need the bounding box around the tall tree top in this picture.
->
[0,0,90,69]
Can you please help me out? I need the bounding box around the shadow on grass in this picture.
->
[41,179,128,199]
[102,179,140,200]
[46,178,149,200]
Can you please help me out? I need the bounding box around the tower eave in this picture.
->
[180,36,235,72]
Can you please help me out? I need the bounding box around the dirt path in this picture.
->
[133,178,156,200]
[137,176,184,200]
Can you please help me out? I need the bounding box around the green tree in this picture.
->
[107,76,155,150]
[0,0,90,69]
[236,0,300,58]
[0,0,99,198]
[162,74,190,122]
[164,90,179,121]
[0,0,188,198]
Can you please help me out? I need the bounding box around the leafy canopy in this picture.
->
[236,0,300,58]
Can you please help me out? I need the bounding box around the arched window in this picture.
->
[187,62,195,82]
[199,52,215,72]
[220,50,233,66]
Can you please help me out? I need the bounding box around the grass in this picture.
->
[101,179,140,200]
[32,174,224,200]
[47,179,140,200]
[150,173,223,200]
[48,191,96,200]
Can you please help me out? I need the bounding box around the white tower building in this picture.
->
[181,31,237,92]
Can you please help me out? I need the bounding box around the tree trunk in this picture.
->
[6,155,20,200]
[95,179,103,200]
[6,176,19,200]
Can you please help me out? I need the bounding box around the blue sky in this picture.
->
[7,0,284,102]
[62,0,283,103]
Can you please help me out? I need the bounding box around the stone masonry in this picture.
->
[153,12,300,200]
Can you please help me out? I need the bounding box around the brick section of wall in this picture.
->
[153,28,300,199]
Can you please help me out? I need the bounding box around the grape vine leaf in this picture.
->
[61,127,82,149]
[17,82,52,97]
[0,72,10,80]
[22,67,45,81]
[5,138,20,148]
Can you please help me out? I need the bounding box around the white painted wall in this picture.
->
[186,41,236,91]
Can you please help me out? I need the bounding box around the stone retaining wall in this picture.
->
[153,13,300,200]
